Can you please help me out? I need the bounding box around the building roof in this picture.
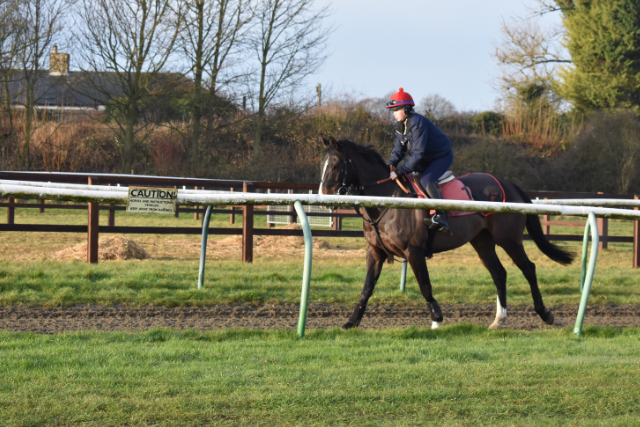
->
[4,70,188,110]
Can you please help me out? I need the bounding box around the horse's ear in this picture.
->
[319,135,330,148]
[329,137,341,151]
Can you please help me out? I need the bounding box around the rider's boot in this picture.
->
[424,182,451,233]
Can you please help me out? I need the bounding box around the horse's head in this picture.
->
[318,136,361,195]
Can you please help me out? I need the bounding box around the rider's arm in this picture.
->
[396,117,428,175]
[387,131,407,169]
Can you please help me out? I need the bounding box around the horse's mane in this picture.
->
[330,139,388,168]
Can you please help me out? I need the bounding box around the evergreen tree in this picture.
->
[558,0,640,111]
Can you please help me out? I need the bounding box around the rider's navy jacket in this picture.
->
[387,113,452,176]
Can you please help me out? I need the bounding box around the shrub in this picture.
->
[471,111,504,136]
[555,110,640,194]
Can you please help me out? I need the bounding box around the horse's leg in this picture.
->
[406,246,443,329]
[343,245,387,329]
[470,231,508,329]
[500,240,554,325]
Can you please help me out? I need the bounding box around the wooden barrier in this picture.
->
[87,177,100,263]
[1,172,639,267]
[635,195,639,269]
[229,187,235,224]
[6,196,14,224]
[242,181,254,263]
[2,197,638,265]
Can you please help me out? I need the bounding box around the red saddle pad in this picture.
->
[403,174,488,217]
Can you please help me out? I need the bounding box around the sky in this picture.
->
[313,0,562,112]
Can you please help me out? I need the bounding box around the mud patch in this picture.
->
[1,304,639,333]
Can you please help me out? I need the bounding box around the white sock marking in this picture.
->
[489,296,508,329]
[496,295,507,321]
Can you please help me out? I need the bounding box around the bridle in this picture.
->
[320,151,407,196]
[320,153,364,196]
[320,149,410,262]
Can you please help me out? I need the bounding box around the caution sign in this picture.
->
[126,187,178,215]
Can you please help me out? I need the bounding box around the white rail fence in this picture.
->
[2,180,640,269]
[3,181,640,220]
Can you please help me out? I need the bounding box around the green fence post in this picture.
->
[574,212,599,336]
[400,259,407,292]
[294,200,313,338]
[580,217,591,293]
[197,205,213,290]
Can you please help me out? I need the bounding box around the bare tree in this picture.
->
[249,0,331,160]
[0,0,21,123]
[419,94,457,120]
[180,0,251,174]
[73,0,183,173]
[528,0,574,17]
[493,18,570,94]
[0,0,22,168]
[492,0,574,108]
[10,0,71,170]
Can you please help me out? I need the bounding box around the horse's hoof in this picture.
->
[488,319,506,329]
[431,321,441,329]
[342,321,355,330]
[428,303,443,322]
[544,311,554,325]
[431,307,444,323]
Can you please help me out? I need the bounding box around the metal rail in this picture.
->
[574,213,599,336]
[533,198,640,208]
[197,201,313,338]
[3,182,640,220]
[3,180,637,337]
[294,201,312,338]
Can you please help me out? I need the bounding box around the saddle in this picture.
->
[398,171,505,259]
[400,171,505,217]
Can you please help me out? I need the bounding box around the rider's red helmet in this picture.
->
[386,88,415,110]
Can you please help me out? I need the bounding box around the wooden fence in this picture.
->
[1,171,639,268]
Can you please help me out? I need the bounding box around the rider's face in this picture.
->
[393,108,407,122]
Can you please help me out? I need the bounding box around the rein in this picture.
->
[320,153,410,196]
[367,176,409,193]
[355,203,405,263]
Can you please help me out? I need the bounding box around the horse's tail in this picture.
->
[512,184,575,265]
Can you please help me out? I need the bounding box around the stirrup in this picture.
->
[430,213,450,232]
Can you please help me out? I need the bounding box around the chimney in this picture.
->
[49,45,69,76]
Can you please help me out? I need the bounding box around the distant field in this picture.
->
[1,326,639,426]
[0,205,638,307]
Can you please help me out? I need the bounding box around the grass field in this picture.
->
[0,204,639,307]
[1,326,640,426]
[1,205,640,426]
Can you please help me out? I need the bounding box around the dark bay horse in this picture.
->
[318,137,574,329]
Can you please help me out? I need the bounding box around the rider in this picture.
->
[386,88,453,232]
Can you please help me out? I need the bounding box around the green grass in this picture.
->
[2,208,639,425]
[0,249,639,306]
[1,326,639,426]
[0,206,639,307]
[0,241,639,306]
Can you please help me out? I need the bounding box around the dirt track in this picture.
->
[1,304,639,333]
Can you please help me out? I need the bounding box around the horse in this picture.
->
[318,137,574,329]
